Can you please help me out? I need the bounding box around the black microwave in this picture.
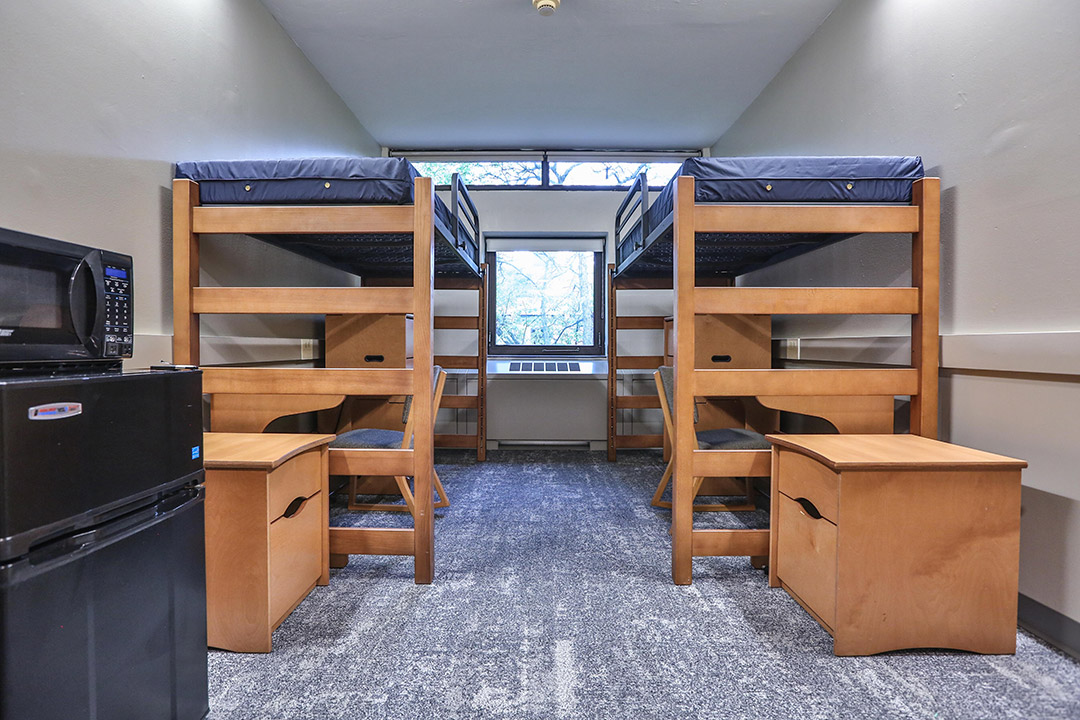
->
[0,226,133,370]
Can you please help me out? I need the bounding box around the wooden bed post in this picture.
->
[672,176,696,585]
[478,263,489,461]
[172,179,201,365]
[412,176,435,584]
[607,263,617,461]
[911,178,940,439]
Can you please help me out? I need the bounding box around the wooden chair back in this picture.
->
[399,369,447,449]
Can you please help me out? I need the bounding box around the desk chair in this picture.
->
[329,367,449,516]
[652,366,771,511]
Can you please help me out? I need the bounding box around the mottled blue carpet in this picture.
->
[207,449,1080,719]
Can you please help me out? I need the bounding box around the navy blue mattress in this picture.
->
[175,157,479,279]
[616,156,924,279]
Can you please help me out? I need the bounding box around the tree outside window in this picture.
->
[410,160,683,188]
[494,251,594,347]
[487,246,604,356]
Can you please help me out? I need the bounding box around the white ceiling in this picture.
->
[259,0,842,151]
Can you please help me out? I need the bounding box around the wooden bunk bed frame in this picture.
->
[434,265,488,461]
[662,174,940,585]
[607,174,665,459]
[173,175,446,584]
[606,275,666,460]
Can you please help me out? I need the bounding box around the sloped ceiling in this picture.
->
[260,0,841,150]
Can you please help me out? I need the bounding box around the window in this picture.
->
[486,235,605,356]
[547,161,683,188]
[397,151,697,189]
[410,161,542,186]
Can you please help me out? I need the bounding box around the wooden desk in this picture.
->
[767,434,1026,656]
[203,432,334,653]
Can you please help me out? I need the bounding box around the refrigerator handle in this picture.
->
[29,505,157,566]
[27,489,202,567]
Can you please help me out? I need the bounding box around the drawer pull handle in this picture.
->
[711,354,732,363]
[364,354,385,363]
[282,496,308,519]
[794,497,823,520]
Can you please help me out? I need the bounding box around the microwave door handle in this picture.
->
[69,251,105,352]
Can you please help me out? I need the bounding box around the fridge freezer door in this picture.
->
[0,488,208,720]
[0,369,203,560]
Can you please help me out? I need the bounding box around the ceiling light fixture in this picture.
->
[533,0,560,16]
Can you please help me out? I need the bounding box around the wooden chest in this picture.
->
[768,434,1026,656]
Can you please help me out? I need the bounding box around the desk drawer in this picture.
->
[777,491,837,629]
[777,449,838,523]
[267,450,321,522]
[268,491,321,627]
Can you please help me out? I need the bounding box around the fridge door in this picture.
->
[0,369,203,560]
[0,488,208,720]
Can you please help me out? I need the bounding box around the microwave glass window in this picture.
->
[0,262,65,330]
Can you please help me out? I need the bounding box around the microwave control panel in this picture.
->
[103,264,133,358]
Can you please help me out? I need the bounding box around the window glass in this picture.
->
[548,161,683,187]
[493,251,596,348]
[411,161,542,186]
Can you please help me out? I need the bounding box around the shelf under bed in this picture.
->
[614,156,925,280]
[175,156,480,280]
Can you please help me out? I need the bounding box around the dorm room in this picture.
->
[4,1,1080,718]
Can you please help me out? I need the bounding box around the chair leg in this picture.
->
[433,469,450,509]
[651,460,674,508]
[345,472,446,518]
[695,476,756,513]
[345,474,415,514]
[690,474,756,511]
[691,476,705,497]
[394,476,417,517]
[654,466,757,512]
[346,475,363,511]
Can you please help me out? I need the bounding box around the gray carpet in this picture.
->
[207,449,1080,719]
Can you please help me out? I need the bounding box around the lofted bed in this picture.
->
[609,156,940,585]
[172,156,486,584]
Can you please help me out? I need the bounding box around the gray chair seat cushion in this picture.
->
[330,428,406,450]
[695,428,770,450]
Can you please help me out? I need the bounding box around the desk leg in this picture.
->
[319,446,330,585]
[768,446,781,588]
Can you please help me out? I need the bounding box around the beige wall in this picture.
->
[0,0,379,352]
[712,0,1080,622]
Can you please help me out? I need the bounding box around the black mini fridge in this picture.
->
[0,369,209,720]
